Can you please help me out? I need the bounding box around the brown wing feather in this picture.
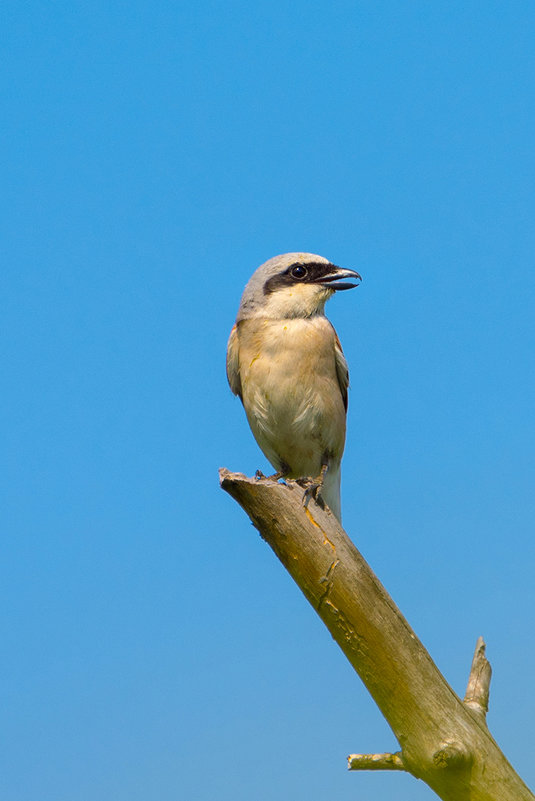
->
[226,323,242,399]
[333,328,349,411]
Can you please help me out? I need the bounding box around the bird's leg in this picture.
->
[298,463,329,511]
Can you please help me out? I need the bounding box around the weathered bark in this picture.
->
[220,469,534,801]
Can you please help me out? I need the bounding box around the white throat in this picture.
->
[255,284,333,320]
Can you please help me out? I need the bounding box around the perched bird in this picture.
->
[226,252,361,522]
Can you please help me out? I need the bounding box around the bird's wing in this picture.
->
[333,328,349,411]
[226,324,243,399]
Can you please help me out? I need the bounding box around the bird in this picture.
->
[226,252,361,522]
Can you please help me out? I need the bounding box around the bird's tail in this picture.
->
[322,463,342,522]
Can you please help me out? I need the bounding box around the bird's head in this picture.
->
[236,252,361,321]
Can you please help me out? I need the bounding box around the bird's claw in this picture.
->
[296,465,329,511]
[255,469,286,482]
[297,477,325,511]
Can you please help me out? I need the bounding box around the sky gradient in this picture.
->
[2,2,535,799]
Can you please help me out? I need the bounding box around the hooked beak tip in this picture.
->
[321,267,362,291]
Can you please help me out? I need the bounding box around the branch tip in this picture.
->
[348,752,406,772]
[219,467,244,486]
[464,636,492,720]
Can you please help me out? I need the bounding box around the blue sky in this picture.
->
[2,2,534,799]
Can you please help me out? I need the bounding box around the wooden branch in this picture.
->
[464,636,492,722]
[220,469,534,801]
[348,751,405,771]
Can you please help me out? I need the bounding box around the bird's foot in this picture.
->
[296,465,328,511]
[255,469,286,482]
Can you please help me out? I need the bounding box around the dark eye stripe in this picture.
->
[263,261,337,295]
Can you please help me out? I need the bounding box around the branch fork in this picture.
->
[349,636,493,775]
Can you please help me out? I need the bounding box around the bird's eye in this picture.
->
[290,264,308,279]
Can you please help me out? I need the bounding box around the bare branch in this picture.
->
[464,636,492,722]
[348,751,405,771]
[220,469,534,801]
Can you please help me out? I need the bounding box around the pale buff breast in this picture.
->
[236,316,346,476]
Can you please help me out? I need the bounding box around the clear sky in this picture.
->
[2,2,534,799]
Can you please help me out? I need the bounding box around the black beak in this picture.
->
[317,267,362,291]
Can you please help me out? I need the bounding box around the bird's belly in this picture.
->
[240,332,346,476]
